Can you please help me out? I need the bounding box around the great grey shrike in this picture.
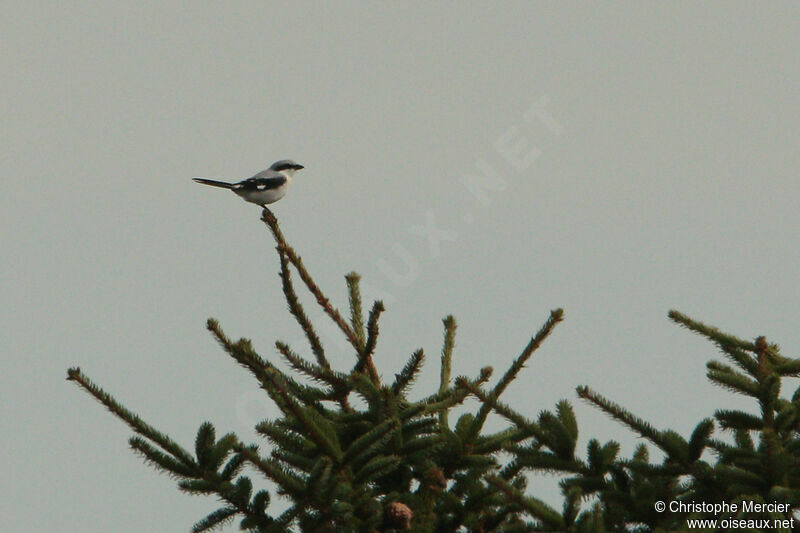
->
[192,159,304,206]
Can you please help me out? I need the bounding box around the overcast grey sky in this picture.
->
[3,2,799,531]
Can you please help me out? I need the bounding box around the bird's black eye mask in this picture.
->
[272,162,303,171]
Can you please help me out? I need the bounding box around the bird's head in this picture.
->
[270,159,304,176]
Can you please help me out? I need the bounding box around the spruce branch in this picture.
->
[715,409,764,429]
[256,421,311,454]
[278,249,329,370]
[349,371,385,411]
[354,454,402,483]
[722,347,762,379]
[537,410,578,461]
[129,436,197,477]
[473,427,531,455]
[190,507,238,533]
[486,475,566,530]
[458,378,546,443]
[250,367,334,445]
[261,369,344,463]
[706,364,761,397]
[755,338,781,487]
[178,479,225,496]
[261,207,361,351]
[668,310,757,352]
[235,444,306,497]
[186,474,268,532]
[357,300,385,385]
[513,449,586,475]
[206,319,331,407]
[345,272,366,349]
[439,315,457,428]
[380,385,404,451]
[204,319,272,382]
[687,418,715,462]
[707,360,739,375]
[68,368,278,530]
[420,367,493,415]
[275,341,349,393]
[391,349,425,394]
[577,386,664,451]
[468,308,564,442]
[66,367,195,466]
[668,310,766,377]
[341,416,401,465]
[275,339,352,412]
[775,358,800,377]
[220,452,247,481]
[271,448,317,472]
[556,400,579,443]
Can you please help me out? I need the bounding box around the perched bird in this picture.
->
[192,160,304,206]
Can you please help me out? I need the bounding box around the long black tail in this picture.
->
[192,178,233,189]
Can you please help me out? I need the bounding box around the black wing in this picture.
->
[232,175,287,191]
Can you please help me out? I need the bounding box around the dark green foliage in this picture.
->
[68,209,800,532]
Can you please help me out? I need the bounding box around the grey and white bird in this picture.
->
[192,160,304,206]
